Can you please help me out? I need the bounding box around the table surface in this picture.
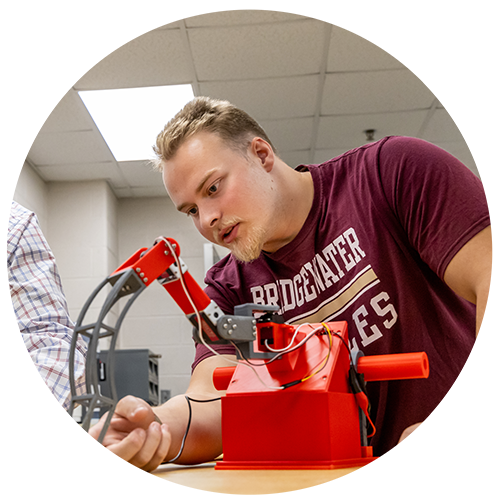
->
[6,461,493,496]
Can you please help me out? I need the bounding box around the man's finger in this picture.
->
[129,421,163,469]
[106,427,147,462]
[88,422,102,440]
[142,424,172,472]
[115,396,154,426]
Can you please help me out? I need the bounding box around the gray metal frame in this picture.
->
[68,268,146,443]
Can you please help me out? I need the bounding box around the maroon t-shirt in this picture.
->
[196,136,490,456]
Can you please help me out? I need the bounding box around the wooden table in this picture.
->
[6,461,493,496]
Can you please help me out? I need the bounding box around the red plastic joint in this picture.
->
[357,352,429,382]
[256,322,296,352]
[213,366,236,391]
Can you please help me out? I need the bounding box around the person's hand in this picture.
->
[393,418,493,469]
[89,395,171,472]
[5,401,56,470]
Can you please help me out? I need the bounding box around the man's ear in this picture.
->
[251,137,274,171]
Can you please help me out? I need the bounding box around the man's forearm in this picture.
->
[153,391,223,464]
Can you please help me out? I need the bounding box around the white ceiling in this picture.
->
[26,10,478,199]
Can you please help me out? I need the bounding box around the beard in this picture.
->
[215,220,267,263]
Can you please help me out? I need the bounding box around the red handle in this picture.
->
[357,352,429,382]
[213,366,236,391]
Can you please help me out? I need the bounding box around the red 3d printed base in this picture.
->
[213,321,378,470]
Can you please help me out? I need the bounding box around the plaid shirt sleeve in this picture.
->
[7,201,86,409]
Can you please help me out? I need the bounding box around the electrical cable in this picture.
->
[166,395,222,464]
[278,322,376,439]
[300,323,333,382]
[263,324,304,352]
[321,321,376,438]
[156,237,283,391]
[156,237,375,439]
[232,323,323,367]
[280,323,334,389]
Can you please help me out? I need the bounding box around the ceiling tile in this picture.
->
[75,29,192,90]
[118,160,164,187]
[23,11,474,200]
[313,147,360,165]
[280,149,312,168]
[112,186,134,198]
[460,9,493,62]
[313,138,479,177]
[33,162,126,185]
[28,130,114,165]
[199,75,319,120]
[422,106,493,142]
[5,9,39,40]
[322,69,435,115]
[438,63,493,107]
[30,9,178,38]
[259,117,314,153]
[6,92,93,134]
[327,10,474,72]
[6,40,69,95]
[129,186,170,197]
[316,110,428,149]
[188,19,326,81]
[184,10,306,27]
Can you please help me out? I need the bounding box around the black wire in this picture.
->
[232,325,350,390]
[282,324,334,389]
[186,396,222,403]
[166,395,222,464]
[330,330,354,365]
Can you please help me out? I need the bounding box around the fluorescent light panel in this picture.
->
[79,84,194,162]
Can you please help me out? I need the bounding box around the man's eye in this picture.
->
[187,207,198,217]
[208,181,220,195]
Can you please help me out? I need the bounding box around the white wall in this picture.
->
[13,162,49,232]
[46,179,119,346]
[117,196,215,397]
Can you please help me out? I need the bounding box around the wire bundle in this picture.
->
[155,236,372,462]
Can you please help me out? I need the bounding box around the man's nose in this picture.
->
[201,206,220,231]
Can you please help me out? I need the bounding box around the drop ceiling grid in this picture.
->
[23,11,477,198]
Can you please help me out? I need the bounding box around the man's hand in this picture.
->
[89,395,171,472]
[5,401,56,470]
[394,418,493,469]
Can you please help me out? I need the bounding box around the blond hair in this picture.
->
[152,96,275,171]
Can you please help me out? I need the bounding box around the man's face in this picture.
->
[162,132,276,262]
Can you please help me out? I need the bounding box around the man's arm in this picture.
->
[90,352,236,471]
[394,225,493,468]
[8,205,87,409]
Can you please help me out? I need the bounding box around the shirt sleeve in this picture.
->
[7,203,87,409]
[378,136,490,279]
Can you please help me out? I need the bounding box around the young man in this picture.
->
[89,97,491,472]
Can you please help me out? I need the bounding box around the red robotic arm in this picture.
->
[70,236,430,468]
